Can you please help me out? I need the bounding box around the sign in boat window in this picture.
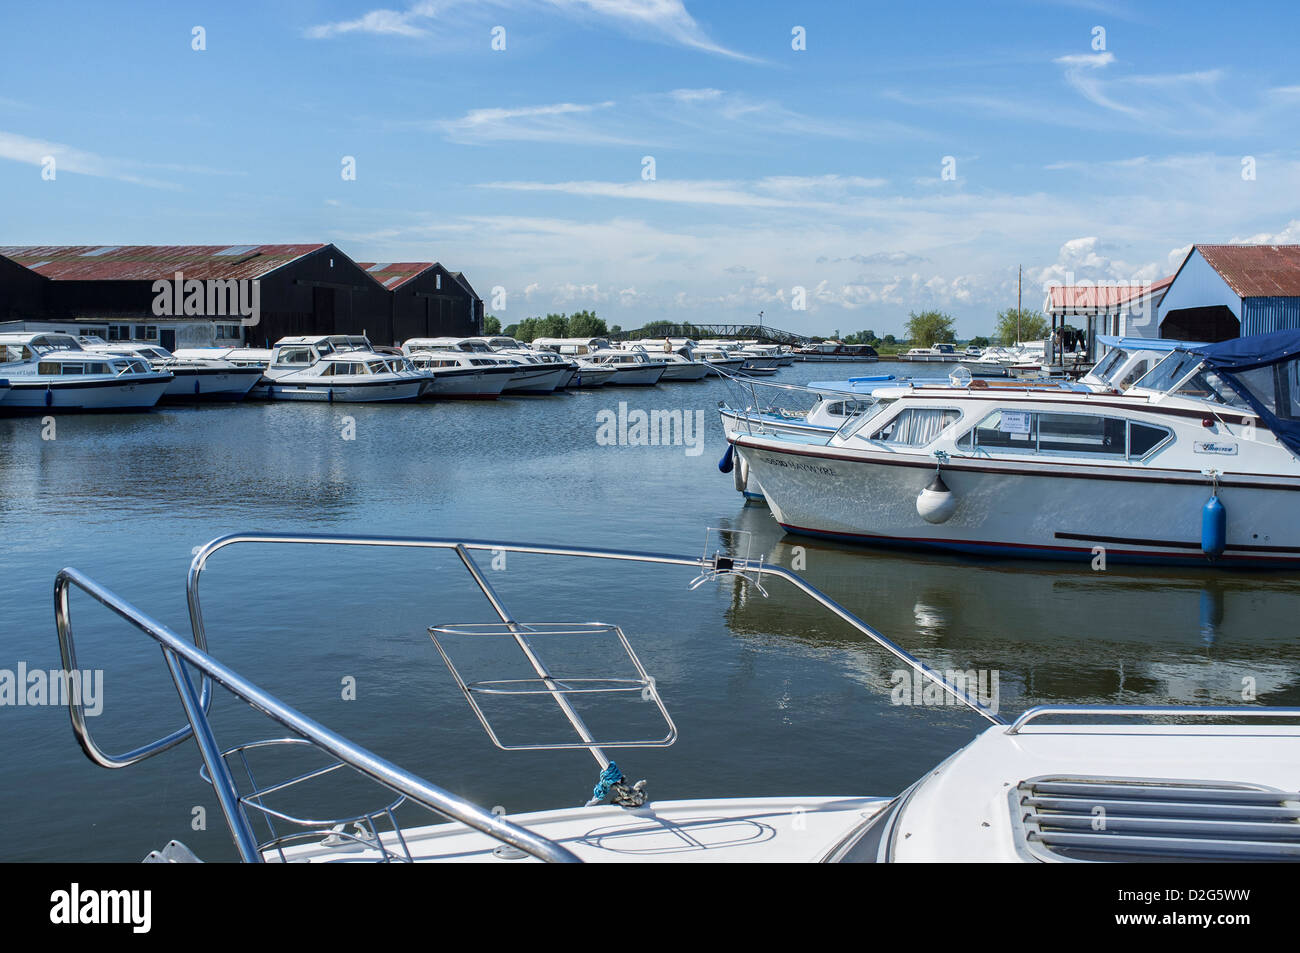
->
[960,410,1170,459]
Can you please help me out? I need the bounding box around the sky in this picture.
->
[2,0,1299,338]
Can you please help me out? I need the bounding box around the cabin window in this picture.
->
[1173,367,1251,410]
[823,400,870,419]
[1128,422,1171,457]
[367,361,385,374]
[959,410,1171,459]
[1133,352,1202,392]
[1036,413,1125,455]
[869,407,961,447]
[1114,359,1149,390]
[1231,359,1300,420]
[277,347,314,365]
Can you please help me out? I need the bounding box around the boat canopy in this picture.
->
[1096,335,1205,352]
[1190,330,1300,459]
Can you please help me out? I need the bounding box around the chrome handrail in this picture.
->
[187,532,1007,727]
[1006,705,1300,735]
[55,566,582,863]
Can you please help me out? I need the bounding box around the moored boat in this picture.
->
[730,331,1300,567]
[0,332,173,412]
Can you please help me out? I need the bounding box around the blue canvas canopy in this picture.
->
[1188,330,1300,459]
[1190,329,1300,371]
[1096,335,1204,352]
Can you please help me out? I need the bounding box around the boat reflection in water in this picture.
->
[714,504,1300,713]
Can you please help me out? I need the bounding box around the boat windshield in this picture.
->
[1132,351,1203,393]
[1089,348,1129,383]
[834,397,895,441]
[1171,366,1253,410]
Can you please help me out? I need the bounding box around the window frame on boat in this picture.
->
[862,405,965,449]
[956,408,1173,461]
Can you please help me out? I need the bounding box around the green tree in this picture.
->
[483,314,502,335]
[968,335,991,349]
[905,310,956,347]
[502,323,519,337]
[882,334,897,345]
[994,308,1048,345]
[567,309,608,338]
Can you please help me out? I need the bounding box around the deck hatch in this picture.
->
[1011,776,1300,862]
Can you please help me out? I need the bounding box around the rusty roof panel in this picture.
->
[1048,275,1172,312]
[353,262,437,291]
[0,244,327,281]
[1195,244,1300,298]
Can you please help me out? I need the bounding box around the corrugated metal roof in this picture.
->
[0,244,327,281]
[1048,275,1172,312]
[353,262,437,291]
[1195,244,1300,298]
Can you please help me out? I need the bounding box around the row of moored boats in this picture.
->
[0,333,802,412]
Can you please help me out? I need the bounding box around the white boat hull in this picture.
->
[503,365,569,394]
[266,379,425,403]
[0,375,172,411]
[162,367,263,401]
[659,362,710,381]
[734,436,1300,567]
[423,368,512,399]
[606,365,665,386]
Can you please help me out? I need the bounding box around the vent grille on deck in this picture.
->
[1011,776,1300,862]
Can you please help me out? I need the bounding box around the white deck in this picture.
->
[269,796,890,863]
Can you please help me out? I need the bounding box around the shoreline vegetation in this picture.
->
[483,309,1063,354]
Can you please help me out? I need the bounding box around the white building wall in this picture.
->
[1157,249,1243,333]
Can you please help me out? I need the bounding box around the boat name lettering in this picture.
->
[760,454,834,476]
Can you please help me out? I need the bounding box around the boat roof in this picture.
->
[1096,335,1206,352]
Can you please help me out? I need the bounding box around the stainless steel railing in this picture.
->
[55,530,1011,863]
[55,564,583,863]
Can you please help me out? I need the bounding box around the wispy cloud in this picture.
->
[429,89,923,148]
[304,0,755,59]
[478,174,887,209]
[0,131,182,189]
[435,100,629,145]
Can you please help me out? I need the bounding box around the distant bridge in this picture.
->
[609,324,813,346]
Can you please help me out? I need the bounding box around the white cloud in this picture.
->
[305,0,754,59]
[0,130,181,190]
[436,101,628,145]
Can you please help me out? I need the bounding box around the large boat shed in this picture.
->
[0,243,484,348]
[1156,244,1300,342]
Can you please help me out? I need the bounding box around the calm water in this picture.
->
[2,360,1298,861]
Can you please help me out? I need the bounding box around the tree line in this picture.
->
[482,308,1056,347]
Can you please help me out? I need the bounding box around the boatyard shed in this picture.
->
[355,262,483,343]
[1158,245,1300,342]
[0,244,482,348]
[1046,275,1173,353]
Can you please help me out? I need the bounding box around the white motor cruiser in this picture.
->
[82,338,262,402]
[582,348,668,386]
[53,530,1300,863]
[403,338,569,394]
[266,351,429,402]
[730,330,1300,568]
[0,332,172,412]
[403,349,520,399]
[621,344,710,381]
[177,335,375,400]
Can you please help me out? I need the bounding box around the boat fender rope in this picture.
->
[587,761,648,808]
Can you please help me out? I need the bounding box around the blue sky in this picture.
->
[3,0,1299,337]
